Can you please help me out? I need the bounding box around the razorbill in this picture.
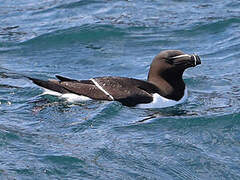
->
[28,50,201,108]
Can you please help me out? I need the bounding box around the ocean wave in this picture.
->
[20,24,126,48]
[1,1,240,179]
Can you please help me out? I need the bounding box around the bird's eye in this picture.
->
[165,54,191,65]
[165,58,174,65]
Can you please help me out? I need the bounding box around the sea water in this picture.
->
[1,1,240,179]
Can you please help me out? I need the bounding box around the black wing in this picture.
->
[55,75,77,82]
[89,77,159,106]
[29,76,160,107]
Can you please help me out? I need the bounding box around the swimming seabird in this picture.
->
[28,50,201,108]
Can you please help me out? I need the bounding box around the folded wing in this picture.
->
[30,76,160,106]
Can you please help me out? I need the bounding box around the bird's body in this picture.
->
[29,50,201,108]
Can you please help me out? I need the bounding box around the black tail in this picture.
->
[55,75,78,82]
[28,77,69,93]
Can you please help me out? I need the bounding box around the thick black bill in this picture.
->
[191,55,201,66]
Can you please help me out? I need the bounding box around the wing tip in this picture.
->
[55,75,76,82]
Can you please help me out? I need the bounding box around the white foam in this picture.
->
[42,88,91,102]
[136,88,188,109]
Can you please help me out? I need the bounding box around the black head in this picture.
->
[164,50,201,69]
[148,50,201,80]
[147,50,201,100]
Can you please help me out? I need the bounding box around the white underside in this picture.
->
[42,88,188,108]
[42,88,91,102]
[136,88,188,109]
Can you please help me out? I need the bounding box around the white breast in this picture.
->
[136,88,188,109]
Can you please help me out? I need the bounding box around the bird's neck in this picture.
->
[147,71,185,101]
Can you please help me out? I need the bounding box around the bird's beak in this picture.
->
[171,54,201,67]
[191,54,201,66]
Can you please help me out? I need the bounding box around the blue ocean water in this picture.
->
[1,0,240,179]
